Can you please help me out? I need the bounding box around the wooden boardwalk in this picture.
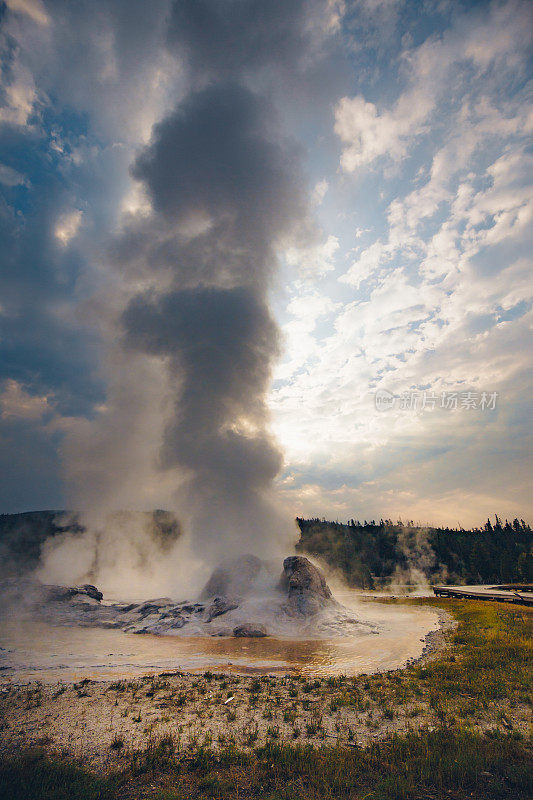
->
[433,584,533,606]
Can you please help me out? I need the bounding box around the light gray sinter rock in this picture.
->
[77,584,103,601]
[23,552,375,638]
[42,584,103,603]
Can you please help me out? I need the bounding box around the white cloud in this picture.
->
[1,0,531,528]
[271,0,533,524]
[335,89,432,171]
[54,210,83,246]
[285,234,339,278]
[0,380,51,420]
[340,239,390,288]
[312,179,329,205]
[335,0,533,172]
[274,289,338,385]
[0,61,37,127]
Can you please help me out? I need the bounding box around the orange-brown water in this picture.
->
[0,592,440,682]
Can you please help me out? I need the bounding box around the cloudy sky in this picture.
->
[0,0,531,529]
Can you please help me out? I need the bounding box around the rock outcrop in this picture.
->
[232,623,267,637]
[42,583,103,603]
[281,556,334,616]
[205,596,239,622]
[75,584,103,601]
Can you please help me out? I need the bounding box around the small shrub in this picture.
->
[109,735,124,751]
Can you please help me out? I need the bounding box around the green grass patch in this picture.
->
[0,749,118,800]
[3,728,530,799]
[335,599,532,718]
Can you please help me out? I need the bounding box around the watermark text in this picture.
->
[375,389,498,412]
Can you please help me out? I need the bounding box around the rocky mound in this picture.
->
[43,583,103,603]
[281,556,334,616]
[18,553,376,639]
[233,623,267,638]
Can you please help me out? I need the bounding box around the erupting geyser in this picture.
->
[37,2,343,595]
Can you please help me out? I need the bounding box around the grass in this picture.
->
[410,600,530,711]
[330,598,532,726]
[2,728,530,799]
[1,600,531,799]
[0,749,118,800]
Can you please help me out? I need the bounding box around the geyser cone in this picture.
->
[30,554,378,641]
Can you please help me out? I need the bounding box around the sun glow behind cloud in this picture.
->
[269,0,533,525]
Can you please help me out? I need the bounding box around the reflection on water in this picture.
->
[0,592,440,683]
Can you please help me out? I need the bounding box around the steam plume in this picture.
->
[39,1,340,591]
[122,81,307,559]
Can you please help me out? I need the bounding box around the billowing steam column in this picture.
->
[45,2,342,593]
[122,83,307,563]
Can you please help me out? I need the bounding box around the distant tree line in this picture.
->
[295,516,533,588]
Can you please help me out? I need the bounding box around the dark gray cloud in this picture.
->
[124,83,305,289]
[0,0,179,512]
[0,413,64,512]
[167,0,334,81]
[101,0,342,560]
[133,83,302,233]
[20,0,174,140]
[0,127,104,418]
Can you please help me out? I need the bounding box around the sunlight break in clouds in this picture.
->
[271,0,533,527]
